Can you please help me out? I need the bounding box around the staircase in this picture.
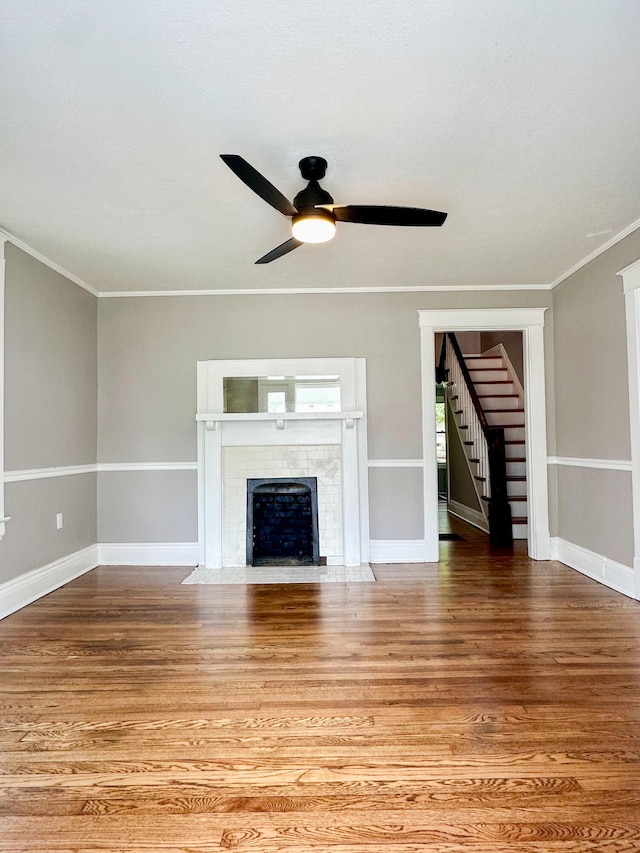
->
[440,337,528,541]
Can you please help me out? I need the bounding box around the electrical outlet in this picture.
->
[56,513,63,530]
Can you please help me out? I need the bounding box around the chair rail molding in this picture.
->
[418,307,550,563]
[618,258,640,598]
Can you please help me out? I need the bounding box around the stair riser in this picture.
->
[512,523,528,540]
[486,411,525,427]
[465,357,504,369]
[468,369,509,382]
[474,382,515,396]
[507,481,527,497]
[480,397,521,411]
[506,461,526,476]
[509,499,528,515]
[505,443,525,459]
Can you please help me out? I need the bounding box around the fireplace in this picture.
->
[247,477,319,566]
[196,357,369,569]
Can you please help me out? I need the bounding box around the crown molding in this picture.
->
[0,227,98,297]
[548,216,640,290]
[3,214,640,299]
[97,283,551,298]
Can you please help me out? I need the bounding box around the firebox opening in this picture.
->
[247,477,320,567]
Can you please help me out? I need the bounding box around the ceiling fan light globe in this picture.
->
[291,211,336,244]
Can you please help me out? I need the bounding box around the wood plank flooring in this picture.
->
[2,514,640,851]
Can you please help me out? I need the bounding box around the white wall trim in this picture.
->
[98,284,551,298]
[98,543,199,566]
[549,216,640,290]
[618,259,640,598]
[447,498,490,534]
[5,464,98,482]
[551,537,636,600]
[369,539,427,563]
[368,459,424,468]
[0,545,99,620]
[618,258,640,293]
[418,307,550,563]
[4,462,199,482]
[97,462,197,473]
[547,456,633,472]
[0,240,6,539]
[0,228,98,297]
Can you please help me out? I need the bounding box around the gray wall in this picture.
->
[4,228,637,571]
[0,244,97,584]
[97,289,553,542]
[552,228,640,567]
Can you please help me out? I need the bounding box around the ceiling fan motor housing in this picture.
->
[298,156,328,181]
[293,181,334,209]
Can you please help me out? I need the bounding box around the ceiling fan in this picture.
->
[220,154,448,264]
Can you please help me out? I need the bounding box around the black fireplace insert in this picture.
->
[246,477,319,566]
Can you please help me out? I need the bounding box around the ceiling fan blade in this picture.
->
[220,155,297,218]
[255,237,302,265]
[332,205,447,227]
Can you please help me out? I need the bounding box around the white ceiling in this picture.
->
[1,0,639,293]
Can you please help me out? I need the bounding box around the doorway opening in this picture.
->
[419,308,550,563]
[435,330,526,547]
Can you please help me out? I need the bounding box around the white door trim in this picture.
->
[618,259,640,598]
[418,308,550,562]
[0,241,7,539]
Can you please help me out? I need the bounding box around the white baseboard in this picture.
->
[551,537,636,600]
[0,545,99,620]
[98,542,199,566]
[369,539,426,563]
[447,499,489,533]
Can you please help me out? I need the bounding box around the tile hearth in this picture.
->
[182,564,376,585]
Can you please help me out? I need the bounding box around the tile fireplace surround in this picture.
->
[196,358,369,570]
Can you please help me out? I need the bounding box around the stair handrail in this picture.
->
[447,333,489,432]
[442,333,513,546]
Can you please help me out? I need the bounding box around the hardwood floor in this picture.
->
[2,515,640,851]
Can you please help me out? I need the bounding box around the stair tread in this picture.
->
[507,476,526,481]
[477,394,519,398]
[487,408,525,412]
[508,495,527,501]
[512,516,528,524]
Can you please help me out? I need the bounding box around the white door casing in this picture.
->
[618,259,640,598]
[418,308,550,562]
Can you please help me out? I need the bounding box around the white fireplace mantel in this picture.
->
[196,358,369,570]
[196,411,363,430]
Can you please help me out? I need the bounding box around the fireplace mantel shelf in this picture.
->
[196,412,364,422]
